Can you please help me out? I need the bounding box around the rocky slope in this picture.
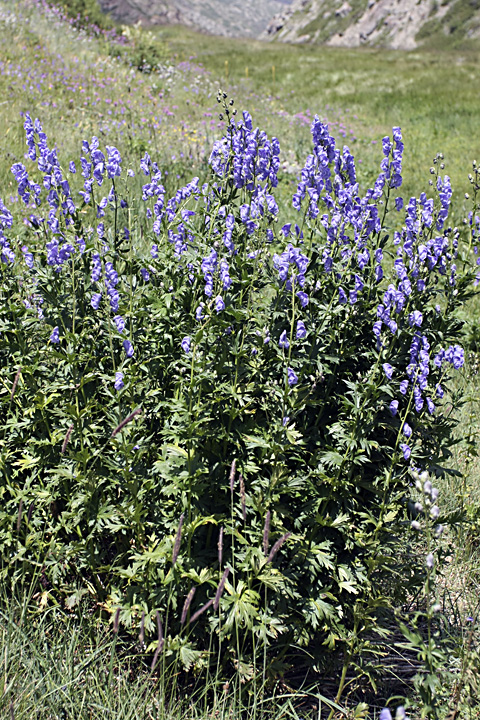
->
[261,0,480,49]
[98,0,292,37]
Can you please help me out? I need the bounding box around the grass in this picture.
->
[1,0,480,717]
[160,25,480,204]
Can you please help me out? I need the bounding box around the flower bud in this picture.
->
[423,479,432,495]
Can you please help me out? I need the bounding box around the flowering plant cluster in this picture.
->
[0,96,476,682]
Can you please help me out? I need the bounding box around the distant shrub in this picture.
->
[119,22,168,73]
[0,94,477,681]
[44,0,114,32]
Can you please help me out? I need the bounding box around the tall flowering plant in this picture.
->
[0,97,476,684]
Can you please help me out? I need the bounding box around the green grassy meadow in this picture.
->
[1,1,480,718]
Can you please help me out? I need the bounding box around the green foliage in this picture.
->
[116,22,168,73]
[0,94,477,691]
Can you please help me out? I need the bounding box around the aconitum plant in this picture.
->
[0,100,477,687]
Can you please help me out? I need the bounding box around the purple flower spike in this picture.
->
[452,345,464,369]
[383,363,394,380]
[114,315,125,334]
[91,292,102,310]
[50,326,60,344]
[181,336,191,353]
[389,400,398,416]
[123,339,134,358]
[279,330,289,350]
[296,291,309,307]
[296,320,306,339]
[287,368,298,386]
[409,310,423,327]
[400,443,411,460]
[114,371,124,390]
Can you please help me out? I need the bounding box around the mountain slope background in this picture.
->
[97,0,292,37]
[262,0,480,49]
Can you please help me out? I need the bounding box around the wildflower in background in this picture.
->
[50,326,60,344]
[195,303,205,321]
[114,371,124,390]
[426,553,434,569]
[215,295,225,313]
[181,336,191,353]
[402,422,412,438]
[140,268,150,282]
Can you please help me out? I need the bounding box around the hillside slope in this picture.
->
[262,0,480,49]
[98,0,291,37]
